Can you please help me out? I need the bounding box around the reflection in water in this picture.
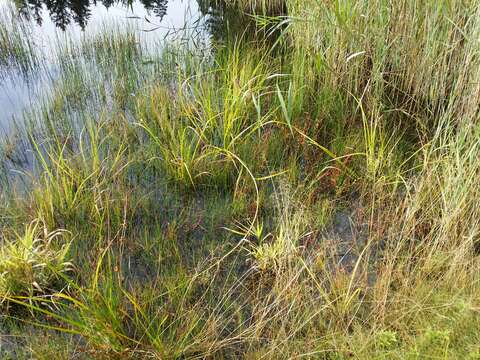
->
[0,0,205,130]
[0,0,266,131]
[198,0,250,42]
[12,0,270,42]
[15,0,168,29]
[198,0,285,45]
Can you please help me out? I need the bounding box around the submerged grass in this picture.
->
[1,0,480,358]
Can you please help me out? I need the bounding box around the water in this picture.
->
[16,0,171,30]
[0,0,211,131]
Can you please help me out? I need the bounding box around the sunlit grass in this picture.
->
[0,219,72,305]
[1,0,480,358]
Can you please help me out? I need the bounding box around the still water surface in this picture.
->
[0,0,210,130]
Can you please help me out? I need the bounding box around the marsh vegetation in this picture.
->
[1,0,480,358]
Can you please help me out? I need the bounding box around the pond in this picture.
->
[0,0,214,132]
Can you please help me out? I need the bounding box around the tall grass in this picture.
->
[0,5,38,72]
[1,0,480,358]
[223,0,285,14]
[285,0,480,124]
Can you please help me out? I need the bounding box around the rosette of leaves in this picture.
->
[0,220,73,304]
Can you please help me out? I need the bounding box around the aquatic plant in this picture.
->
[0,220,71,303]
[1,0,480,358]
[0,5,38,72]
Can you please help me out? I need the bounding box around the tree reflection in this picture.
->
[14,0,168,30]
[197,0,285,46]
[12,0,281,46]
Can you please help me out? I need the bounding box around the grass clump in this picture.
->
[137,41,281,190]
[0,220,71,303]
[1,0,480,358]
